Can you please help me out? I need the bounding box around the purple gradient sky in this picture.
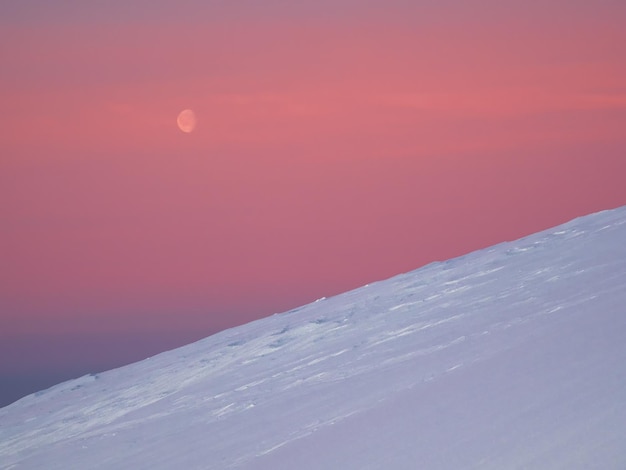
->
[2,1,625,406]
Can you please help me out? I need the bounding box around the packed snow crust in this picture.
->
[2,206,626,469]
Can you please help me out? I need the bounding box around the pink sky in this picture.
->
[1,1,625,404]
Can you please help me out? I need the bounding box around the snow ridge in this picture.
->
[2,206,626,469]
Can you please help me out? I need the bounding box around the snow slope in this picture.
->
[2,206,626,469]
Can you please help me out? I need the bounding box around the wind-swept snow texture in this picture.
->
[2,207,626,469]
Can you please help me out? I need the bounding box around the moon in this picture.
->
[177,109,197,133]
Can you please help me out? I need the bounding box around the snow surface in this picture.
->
[2,207,626,469]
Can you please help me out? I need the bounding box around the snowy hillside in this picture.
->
[2,207,626,469]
